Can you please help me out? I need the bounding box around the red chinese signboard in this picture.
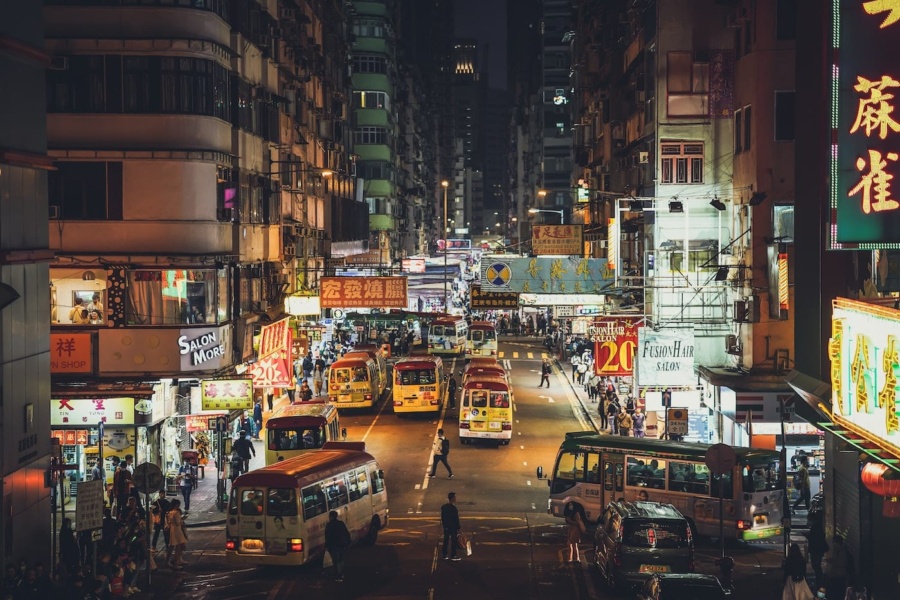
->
[50,333,93,374]
[249,318,293,387]
[589,318,641,377]
[320,276,408,309]
[531,225,583,256]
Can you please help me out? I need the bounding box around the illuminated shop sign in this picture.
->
[829,298,900,455]
[178,327,226,366]
[51,397,135,426]
[590,318,641,377]
[831,0,900,247]
[636,329,696,387]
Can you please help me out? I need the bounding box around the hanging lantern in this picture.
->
[860,462,900,518]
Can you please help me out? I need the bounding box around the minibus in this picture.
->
[265,402,342,465]
[465,321,498,361]
[459,375,513,445]
[428,316,468,356]
[328,356,380,411]
[344,346,389,402]
[393,355,445,415]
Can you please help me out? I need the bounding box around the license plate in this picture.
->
[340,395,351,402]
[639,564,671,573]
[488,422,501,430]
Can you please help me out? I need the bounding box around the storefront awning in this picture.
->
[818,421,900,475]
[783,369,833,424]
[51,382,156,398]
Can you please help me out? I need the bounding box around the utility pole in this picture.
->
[442,180,449,312]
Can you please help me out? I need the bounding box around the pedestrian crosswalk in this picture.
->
[497,351,550,359]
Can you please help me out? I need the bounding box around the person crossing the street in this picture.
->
[440,492,462,561]
[429,429,453,479]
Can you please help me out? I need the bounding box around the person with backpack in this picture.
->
[607,399,620,434]
[428,429,453,479]
[232,430,256,472]
[324,510,352,582]
[793,458,811,513]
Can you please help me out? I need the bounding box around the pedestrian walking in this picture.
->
[607,401,620,434]
[252,398,263,440]
[429,429,453,478]
[324,510,352,582]
[151,489,172,552]
[632,408,646,438]
[176,464,194,512]
[165,499,188,570]
[617,410,633,436]
[313,364,324,396]
[440,492,462,561]
[570,354,581,381]
[599,396,609,430]
[563,502,585,563]
[539,359,551,388]
[447,374,458,409]
[793,458,812,513]
[576,361,588,385]
[297,380,314,402]
[232,430,256,472]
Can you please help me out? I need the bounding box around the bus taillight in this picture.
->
[459,422,470,429]
[329,396,337,402]
[289,538,303,552]
[502,422,512,430]
[394,401,403,407]
[364,394,373,401]
[225,539,236,550]
[736,519,752,531]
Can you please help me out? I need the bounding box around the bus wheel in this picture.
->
[361,516,380,546]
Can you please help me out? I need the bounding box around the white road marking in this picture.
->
[526,480,532,486]
[520,445,525,450]
[539,395,555,403]
[531,503,537,510]
[415,484,421,490]
[523,461,528,466]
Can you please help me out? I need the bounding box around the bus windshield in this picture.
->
[743,462,782,492]
[490,391,510,408]
[270,427,325,451]
[432,325,447,336]
[398,369,437,385]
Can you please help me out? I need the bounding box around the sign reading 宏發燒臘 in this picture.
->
[320,277,408,309]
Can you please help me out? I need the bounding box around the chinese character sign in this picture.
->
[480,256,613,294]
[470,286,519,309]
[50,333,93,373]
[589,318,641,377]
[830,298,900,455]
[250,318,292,387]
[200,379,253,410]
[834,0,900,244]
[319,276,408,308]
[531,225,584,256]
[51,397,136,426]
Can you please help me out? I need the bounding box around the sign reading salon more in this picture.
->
[636,329,696,387]
[179,326,229,371]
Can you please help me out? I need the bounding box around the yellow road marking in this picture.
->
[498,351,505,358]
[513,351,519,358]
[527,352,534,359]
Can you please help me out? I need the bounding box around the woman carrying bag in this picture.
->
[165,498,188,570]
[783,542,814,600]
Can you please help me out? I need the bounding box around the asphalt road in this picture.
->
[148,340,785,600]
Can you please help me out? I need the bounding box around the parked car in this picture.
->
[636,573,731,599]
[592,501,694,593]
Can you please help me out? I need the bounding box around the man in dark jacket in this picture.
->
[429,429,453,479]
[151,490,172,551]
[232,430,256,472]
[324,511,351,582]
[440,492,462,561]
[447,375,458,409]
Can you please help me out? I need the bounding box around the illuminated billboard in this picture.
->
[830,298,900,456]
[831,0,900,247]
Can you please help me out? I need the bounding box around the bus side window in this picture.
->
[371,467,385,494]
[347,472,361,502]
[268,488,298,517]
[615,464,624,492]
[240,490,264,516]
[710,471,733,500]
[604,462,615,491]
[587,453,601,483]
[356,468,370,497]
[302,484,327,520]
[325,475,349,509]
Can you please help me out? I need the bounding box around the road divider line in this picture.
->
[527,480,532,486]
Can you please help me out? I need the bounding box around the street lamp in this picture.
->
[528,208,565,223]
[442,180,449,313]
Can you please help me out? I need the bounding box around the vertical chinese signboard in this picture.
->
[832,0,900,246]
[320,276,408,308]
[531,225,584,255]
[588,318,641,377]
[249,318,292,387]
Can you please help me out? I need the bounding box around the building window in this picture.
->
[660,143,703,184]
[352,91,390,111]
[352,18,387,39]
[351,54,388,74]
[774,91,796,141]
[734,109,743,153]
[666,51,709,117]
[48,161,123,220]
[776,0,797,41]
[125,269,225,326]
[354,126,388,145]
[357,161,394,181]
[743,105,752,151]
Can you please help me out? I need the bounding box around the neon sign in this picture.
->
[830,298,900,454]
[831,1,900,247]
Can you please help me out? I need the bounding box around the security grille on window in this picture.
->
[352,91,390,110]
[352,54,388,74]
[354,127,388,145]
[660,143,703,184]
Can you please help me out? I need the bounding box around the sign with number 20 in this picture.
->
[591,318,641,377]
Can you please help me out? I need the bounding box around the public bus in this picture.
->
[327,355,380,411]
[225,442,388,566]
[265,402,342,465]
[344,346,389,402]
[543,432,785,541]
[463,361,508,384]
[392,355,446,415]
[465,321,498,361]
[428,317,468,356]
[459,375,513,445]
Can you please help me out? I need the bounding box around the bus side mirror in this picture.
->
[341,428,347,440]
[536,466,543,480]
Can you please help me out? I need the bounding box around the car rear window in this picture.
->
[623,519,689,548]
